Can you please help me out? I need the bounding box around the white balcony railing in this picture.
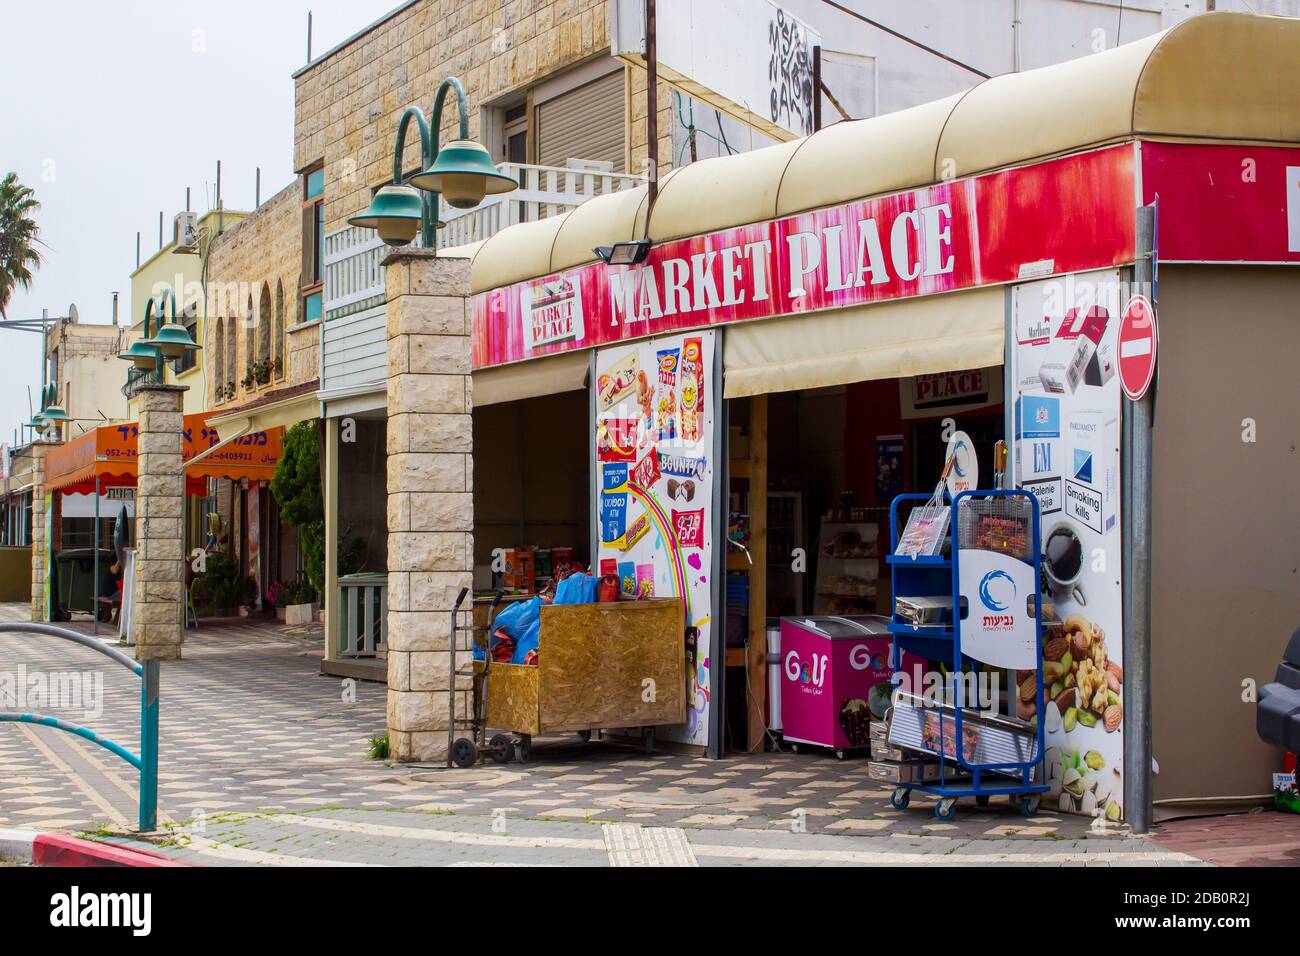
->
[323,162,645,323]
[437,161,646,248]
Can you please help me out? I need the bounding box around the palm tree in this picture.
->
[0,173,43,318]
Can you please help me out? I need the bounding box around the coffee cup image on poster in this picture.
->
[594,331,715,747]
[1011,270,1125,821]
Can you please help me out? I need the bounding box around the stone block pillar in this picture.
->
[132,384,187,660]
[383,249,474,763]
[28,442,57,622]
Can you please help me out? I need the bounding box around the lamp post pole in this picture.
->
[391,77,475,250]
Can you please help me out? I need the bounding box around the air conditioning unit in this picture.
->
[173,211,199,253]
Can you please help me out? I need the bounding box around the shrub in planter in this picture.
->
[190,551,243,617]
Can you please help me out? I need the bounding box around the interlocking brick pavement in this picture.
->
[0,604,1220,866]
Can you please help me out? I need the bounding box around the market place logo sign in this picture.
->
[471,145,1138,368]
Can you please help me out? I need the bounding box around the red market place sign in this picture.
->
[472,145,1139,368]
[1118,294,1159,401]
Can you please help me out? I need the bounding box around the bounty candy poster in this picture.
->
[595,331,715,747]
[1011,269,1125,821]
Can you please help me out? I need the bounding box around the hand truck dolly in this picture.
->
[447,588,527,767]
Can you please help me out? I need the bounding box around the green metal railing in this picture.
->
[0,622,159,831]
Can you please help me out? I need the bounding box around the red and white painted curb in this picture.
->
[0,828,189,867]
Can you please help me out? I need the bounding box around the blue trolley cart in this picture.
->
[885,489,1049,820]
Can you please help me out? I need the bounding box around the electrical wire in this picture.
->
[818,0,990,79]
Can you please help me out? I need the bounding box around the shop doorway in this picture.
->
[472,388,590,594]
[722,368,1005,754]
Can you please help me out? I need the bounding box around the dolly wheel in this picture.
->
[514,735,532,764]
[451,737,478,768]
[489,733,514,764]
[1021,794,1041,818]
[890,788,910,811]
[976,794,991,807]
[576,730,591,743]
[835,750,847,760]
[934,798,957,821]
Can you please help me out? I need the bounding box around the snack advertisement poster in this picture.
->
[1011,269,1126,821]
[594,331,716,747]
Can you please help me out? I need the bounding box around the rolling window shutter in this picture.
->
[536,72,625,172]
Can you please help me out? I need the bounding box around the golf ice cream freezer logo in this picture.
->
[785,650,827,689]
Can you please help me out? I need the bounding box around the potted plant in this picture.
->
[282,574,318,627]
[189,551,243,618]
[237,575,259,617]
[267,580,288,621]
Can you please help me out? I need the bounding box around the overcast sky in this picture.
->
[0,0,399,445]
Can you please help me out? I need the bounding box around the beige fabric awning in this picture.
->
[472,350,589,406]
[469,11,1300,295]
[722,287,1005,399]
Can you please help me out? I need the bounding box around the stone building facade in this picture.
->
[204,182,318,409]
[293,0,672,236]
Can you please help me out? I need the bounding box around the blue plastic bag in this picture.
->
[473,597,542,660]
[555,573,598,605]
[511,619,541,665]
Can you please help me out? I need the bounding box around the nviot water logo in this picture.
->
[978,569,1016,612]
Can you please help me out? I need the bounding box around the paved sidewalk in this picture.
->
[0,603,1235,866]
[102,807,1201,867]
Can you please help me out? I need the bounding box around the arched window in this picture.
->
[257,282,271,382]
[243,294,254,389]
[214,318,225,402]
[274,280,285,380]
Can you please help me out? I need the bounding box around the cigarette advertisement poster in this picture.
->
[595,330,715,747]
[1011,269,1125,820]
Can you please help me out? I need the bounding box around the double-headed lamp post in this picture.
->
[348,76,518,248]
[118,288,200,380]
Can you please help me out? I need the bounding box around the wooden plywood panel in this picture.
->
[537,599,686,733]
[485,663,541,737]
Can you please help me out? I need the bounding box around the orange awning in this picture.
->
[44,414,283,494]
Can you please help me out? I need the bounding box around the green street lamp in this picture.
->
[119,288,200,381]
[349,76,518,249]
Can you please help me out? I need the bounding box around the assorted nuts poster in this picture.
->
[1011,269,1126,820]
[595,331,716,747]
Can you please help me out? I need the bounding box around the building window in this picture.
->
[302,163,324,324]
[226,313,237,396]
[175,303,200,374]
[303,291,322,323]
[274,280,285,380]
[257,283,272,383]
[214,318,225,401]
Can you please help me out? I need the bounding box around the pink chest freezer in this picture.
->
[779,615,903,755]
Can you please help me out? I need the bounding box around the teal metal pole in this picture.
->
[139,659,159,832]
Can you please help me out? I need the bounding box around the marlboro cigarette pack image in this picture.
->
[1039,305,1109,394]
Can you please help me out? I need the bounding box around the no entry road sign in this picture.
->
[1118,295,1159,401]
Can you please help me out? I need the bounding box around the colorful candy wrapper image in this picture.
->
[655,385,677,442]
[679,336,704,443]
[636,563,656,598]
[657,346,680,387]
[635,370,655,448]
[618,560,637,598]
[596,348,640,410]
